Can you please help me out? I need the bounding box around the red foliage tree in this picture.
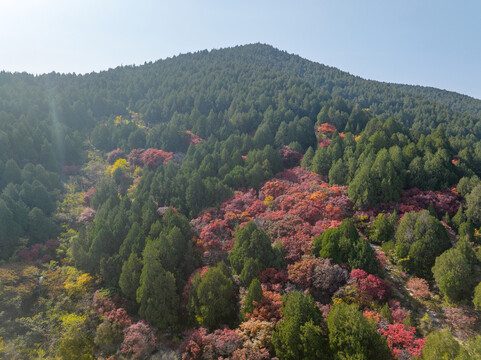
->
[278,232,313,263]
[318,123,337,136]
[235,319,274,357]
[127,149,145,167]
[261,180,288,199]
[380,323,425,359]
[288,256,349,303]
[78,207,96,224]
[375,249,388,270]
[185,130,205,146]
[18,243,44,262]
[231,347,271,360]
[288,257,317,289]
[18,240,59,263]
[140,148,174,170]
[406,278,431,300]
[258,268,288,292]
[197,220,232,263]
[105,307,132,328]
[180,328,242,360]
[369,187,461,220]
[444,306,477,340]
[389,301,410,324]
[246,290,283,323]
[83,188,95,206]
[245,200,267,217]
[121,321,157,359]
[221,190,257,217]
[350,269,392,303]
[318,138,331,148]
[279,146,303,168]
[92,290,128,317]
[191,166,352,277]
[45,239,59,252]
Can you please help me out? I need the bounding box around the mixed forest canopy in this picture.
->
[2,43,481,359]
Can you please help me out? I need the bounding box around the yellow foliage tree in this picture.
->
[57,313,93,360]
[58,183,85,223]
[106,158,128,177]
[264,195,274,209]
[63,267,93,298]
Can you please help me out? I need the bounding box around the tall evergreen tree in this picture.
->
[137,239,179,330]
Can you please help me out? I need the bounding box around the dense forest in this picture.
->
[2,43,481,359]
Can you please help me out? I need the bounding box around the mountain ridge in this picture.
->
[2,43,480,107]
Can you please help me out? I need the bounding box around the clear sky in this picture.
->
[1,0,480,99]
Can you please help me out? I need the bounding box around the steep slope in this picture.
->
[2,44,481,359]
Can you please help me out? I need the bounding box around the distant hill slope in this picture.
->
[214,44,481,137]
[42,43,481,138]
[2,43,481,152]
[389,83,481,117]
[220,43,481,114]
[0,44,481,138]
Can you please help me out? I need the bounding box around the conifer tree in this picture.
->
[119,253,142,304]
[272,291,329,360]
[137,240,179,330]
[327,303,391,360]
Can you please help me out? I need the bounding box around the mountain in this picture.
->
[1,43,481,359]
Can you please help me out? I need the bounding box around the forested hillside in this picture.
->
[389,83,481,118]
[2,43,481,359]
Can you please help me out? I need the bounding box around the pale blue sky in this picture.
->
[1,0,480,99]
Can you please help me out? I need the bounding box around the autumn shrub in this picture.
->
[121,321,157,359]
[389,301,410,324]
[140,148,174,170]
[350,269,391,303]
[406,277,431,300]
[127,148,145,167]
[258,268,288,292]
[246,290,283,323]
[17,239,58,263]
[288,256,349,303]
[78,207,96,224]
[444,306,477,340]
[318,123,337,136]
[279,146,303,168]
[180,327,242,360]
[379,323,425,359]
[236,319,275,354]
